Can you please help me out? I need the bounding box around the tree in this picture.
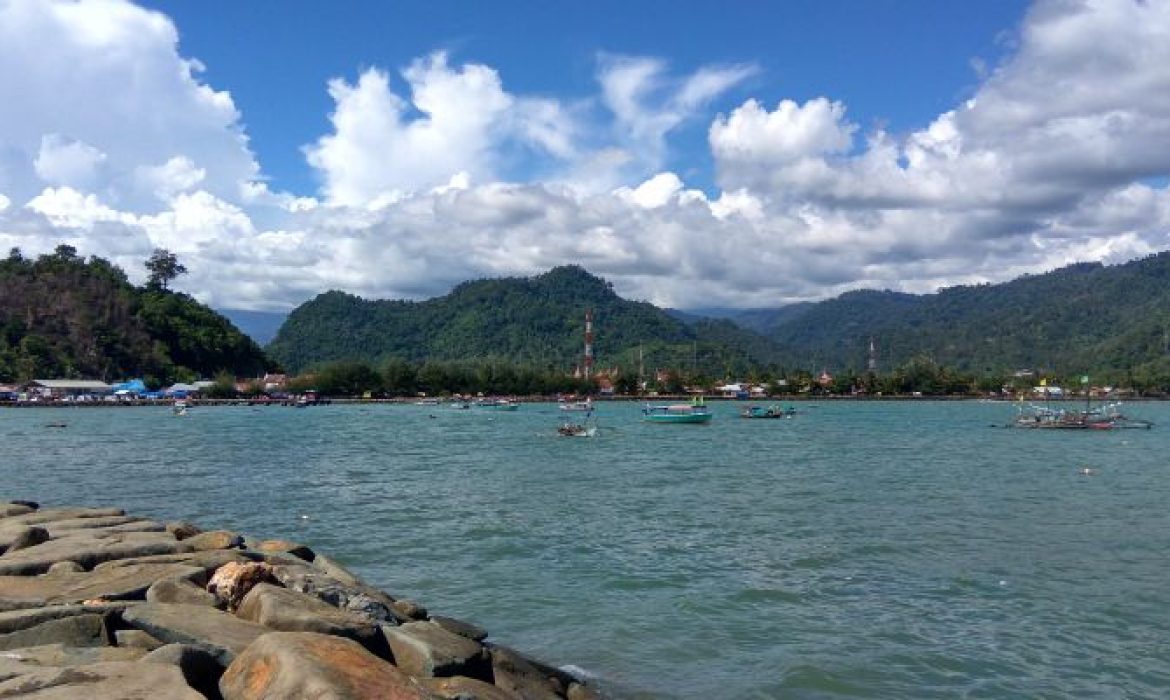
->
[145,248,187,290]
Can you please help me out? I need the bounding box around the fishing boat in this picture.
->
[172,398,189,416]
[475,398,520,411]
[740,404,796,419]
[559,398,593,412]
[642,396,713,424]
[1012,401,1151,430]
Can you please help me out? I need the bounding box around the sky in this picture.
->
[1,0,1168,312]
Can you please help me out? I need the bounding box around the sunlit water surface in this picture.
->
[3,400,1169,698]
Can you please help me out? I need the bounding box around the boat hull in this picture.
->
[642,412,713,424]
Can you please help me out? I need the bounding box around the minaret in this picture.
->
[584,310,594,381]
[867,336,877,373]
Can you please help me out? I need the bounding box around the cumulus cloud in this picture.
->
[2,0,1170,315]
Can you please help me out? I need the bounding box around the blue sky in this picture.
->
[1,0,1168,312]
[144,0,1025,196]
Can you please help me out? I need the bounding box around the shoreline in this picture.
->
[0,500,605,699]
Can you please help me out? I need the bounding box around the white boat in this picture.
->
[642,397,713,424]
[172,399,188,416]
[559,398,593,412]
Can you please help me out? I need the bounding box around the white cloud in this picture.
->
[2,0,1170,315]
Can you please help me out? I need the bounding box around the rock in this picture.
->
[207,562,275,611]
[147,577,221,607]
[39,515,154,533]
[0,531,188,576]
[0,659,204,698]
[566,682,605,700]
[143,642,226,699]
[4,525,50,553]
[0,642,147,666]
[423,676,522,700]
[430,615,488,642]
[8,507,126,526]
[0,614,106,650]
[113,628,164,650]
[166,521,203,540]
[219,631,434,700]
[93,549,251,577]
[47,561,84,575]
[312,553,362,585]
[120,602,268,665]
[271,564,407,624]
[236,583,387,656]
[186,530,245,551]
[382,621,491,681]
[0,602,133,635]
[489,645,577,700]
[392,598,429,621]
[0,503,36,518]
[0,562,205,608]
[253,538,315,562]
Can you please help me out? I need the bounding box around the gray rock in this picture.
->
[0,642,146,666]
[92,549,251,578]
[392,598,429,621]
[0,503,36,518]
[311,553,362,585]
[251,538,315,562]
[236,583,387,656]
[40,515,155,534]
[489,645,577,700]
[219,631,433,700]
[4,525,50,553]
[0,531,188,576]
[0,659,204,698]
[143,642,226,699]
[113,628,164,650]
[0,562,205,607]
[146,577,221,607]
[184,530,245,551]
[430,615,488,642]
[120,602,268,665]
[7,507,126,526]
[0,614,106,650]
[166,521,203,540]
[271,564,407,624]
[0,602,133,635]
[382,621,491,681]
[423,676,522,700]
[567,682,606,700]
[46,561,84,575]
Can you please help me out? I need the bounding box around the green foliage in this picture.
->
[0,247,271,383]
[267,265,783,378]
[144,248,187,290]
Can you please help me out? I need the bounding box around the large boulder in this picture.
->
[0,641,146,666]
[143,642,227,699]
[489,645,578,700]
[219,631,435,700]
[0,503,36,518]
[0,602,133,635]
[422,676,522,700]
[185,530,244,552]
[0,531,188,576]
[236,583,387,656]
[3,525,50,553]
[146,577,221,607]
[120,603,268,665]
[382,621,491,681]
[0,613,106,650]
[270,564,407,624]
[0,659,204,698]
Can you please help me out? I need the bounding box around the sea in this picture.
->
[3,399,1169,699]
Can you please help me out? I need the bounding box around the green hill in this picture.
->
[759,253,1170,384]
[0,246,272,384]
[267,265,782,376]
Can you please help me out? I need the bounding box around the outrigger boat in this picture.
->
[741,404,796,419]
[558,398,593,412]
[1012,401,1152,430]
[642,396,713,424]
[475,398,520,411]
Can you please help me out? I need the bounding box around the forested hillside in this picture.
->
[268,265,781,375]
[0,246,272,383]
[760,253,1170,383]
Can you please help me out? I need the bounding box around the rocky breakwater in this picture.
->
[0,500,605,699]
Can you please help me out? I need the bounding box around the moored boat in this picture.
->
[642,396,713,424]
[475,398,520,411]
[1012,401,1152,430]
[740,404,796,419]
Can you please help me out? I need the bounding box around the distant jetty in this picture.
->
[0,500,604,699]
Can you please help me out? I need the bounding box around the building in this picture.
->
[31,379,112,399]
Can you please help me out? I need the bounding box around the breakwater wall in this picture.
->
[0,500,605,699]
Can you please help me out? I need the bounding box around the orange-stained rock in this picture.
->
[423,675,522,700]
[185,530,244,552]
[207,561,274,611]
[254,539,315,562]
[220,631,437,700]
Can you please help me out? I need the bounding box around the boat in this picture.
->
[475,398,520,411]
[172,398,189,416]
[559,398,594,412]
[740,404,796,419]
[1012,401,1152,430]
[642,396,713,424]
[415,397,441,406]
[557,417,598,437]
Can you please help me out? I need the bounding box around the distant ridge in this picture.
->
[218,309,289,346]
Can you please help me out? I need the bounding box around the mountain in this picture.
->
[218,309,288,346]
[0,246,272,384]
[759,253,1170,382]
[267,265,783,375]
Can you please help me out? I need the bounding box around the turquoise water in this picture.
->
[3,400,1170,698]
